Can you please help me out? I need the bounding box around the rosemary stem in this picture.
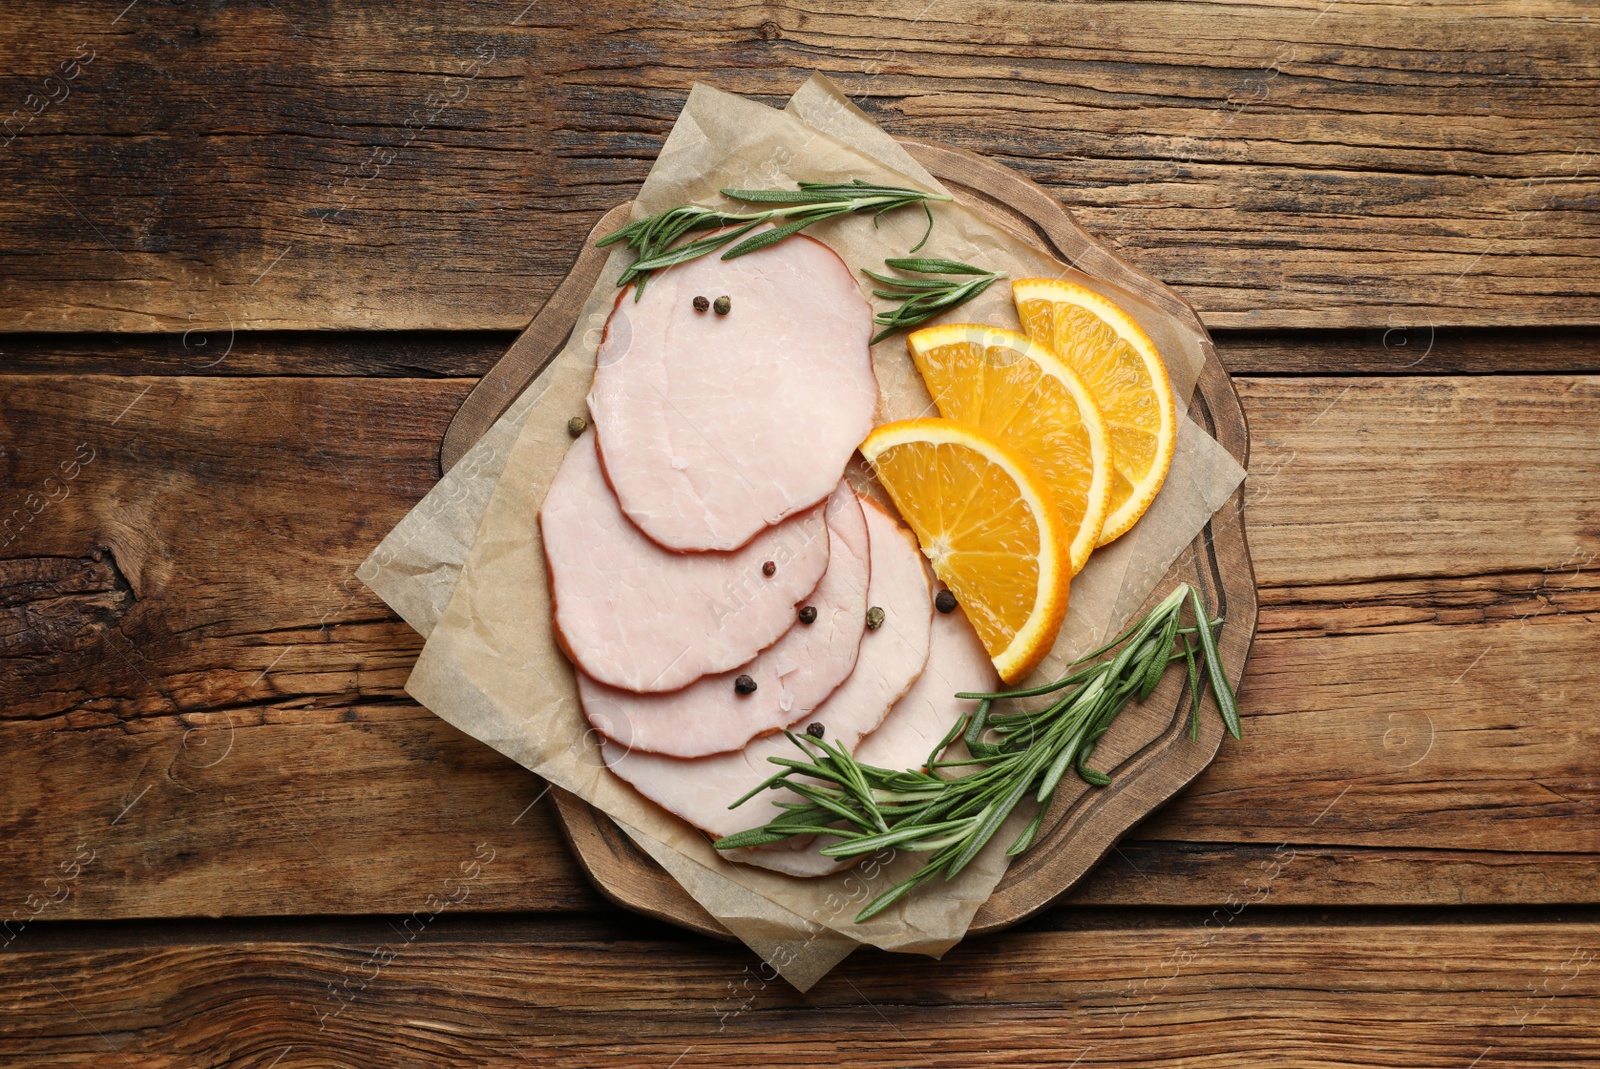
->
[711,581,1244,921]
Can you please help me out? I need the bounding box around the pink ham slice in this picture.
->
[580,484,869,758]
[541,429,830,693]
[601,495,933,845]
[588,232,877,552]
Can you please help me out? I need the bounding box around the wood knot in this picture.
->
[758,20,782,41]
[0,549,135,660]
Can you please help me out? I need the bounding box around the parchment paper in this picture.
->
[363,75,1245,990]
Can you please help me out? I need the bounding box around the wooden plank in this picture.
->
[0,2,1595,332]
[1238,375,1600,586]
[0,372,596,918]
[1,916,1596,1066]
[1214,327,1600,377]
[10,373,1588,605]
[0,330,517,378]
[1065,842,1600,907]
[0,703,600,922]
[1138,567,1600,855]
[1144,599,1600,854]
[3,326,1597,379]
[2,373,1596,920]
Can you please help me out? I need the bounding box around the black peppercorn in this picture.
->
[797,605,818,625]
[935,589,958,614]
[693,295,709,312]
[761,560,776,577]
[713,295,731,315]
[805,722,825,739]
[865,606,885,630]
[734,674,757,695]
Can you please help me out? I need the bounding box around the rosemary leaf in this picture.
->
[925,707,971,772]
[1186,638,1203,741]
[1036,718,1092,803]
[855,865,941,922]
[722,215,826,258]
[713,827,815,850]
[861,270,955,291]
[1077,765,1113,787]
[818,816,976,858]
[1138,610,1179,700]
[1190,586,1242,738]
[884,256,993,275]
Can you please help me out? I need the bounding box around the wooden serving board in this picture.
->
[441,139,1256,941]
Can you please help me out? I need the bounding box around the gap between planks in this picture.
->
[0,326,1596,377]
[10,903,1600,954]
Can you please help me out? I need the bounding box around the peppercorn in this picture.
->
[567,415,588,438]
[935,589,958,614]
[713,295,731,315]
[865,606,885,630]
[692,295,709,312]
[734,674,757,695]
[797,605,818,625]
[761,560,776,577]
[805,722,825,739]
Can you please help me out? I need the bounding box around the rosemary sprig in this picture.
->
[597,180,953,298]
[712,583,1239,922]
[862,257,1005,344]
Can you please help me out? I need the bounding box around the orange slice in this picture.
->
[906,323,1112,576]
[1012,278,1176,545]
[860,419,1070,683]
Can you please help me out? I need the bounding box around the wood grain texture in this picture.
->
[0,330,519,378]
[1064,842,1600,907]
[1238,375,1600,587]
[0,1,1595,333]
[1148,583,1600,853]
[2,370,1596,919]
[1,914,1596,1067]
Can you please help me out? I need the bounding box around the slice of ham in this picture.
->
[588,232,877,552]
[541,430,830,693]
[580,483,869,758]
[601,496,933,844]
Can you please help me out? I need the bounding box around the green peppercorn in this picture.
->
[865,606,885,631]
[567,415,588,437]
[713,295,731,315]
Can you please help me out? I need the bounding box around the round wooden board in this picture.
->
[444,139,1257,943]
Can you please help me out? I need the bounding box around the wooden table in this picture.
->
[2,3,1596,1065]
